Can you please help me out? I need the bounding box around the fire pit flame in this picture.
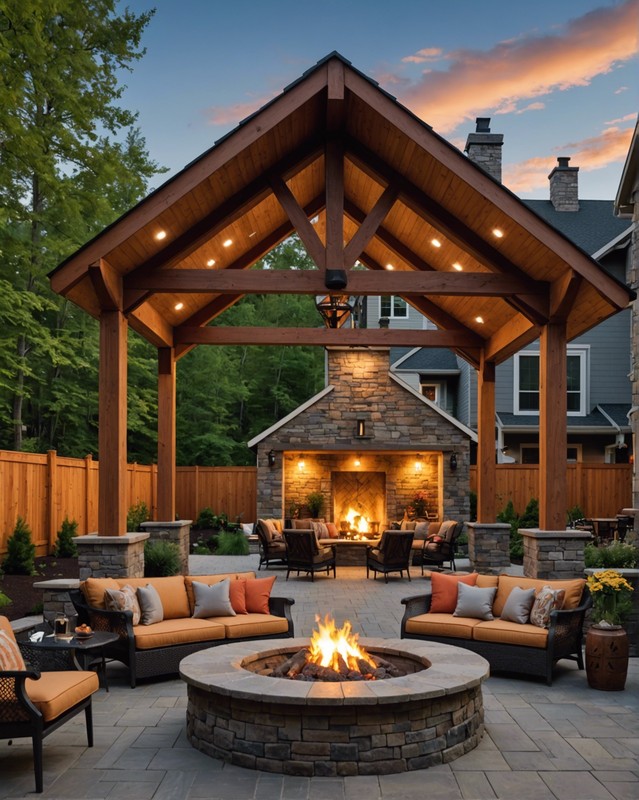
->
[308,615,374,673]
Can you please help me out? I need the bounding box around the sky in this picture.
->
[118,0,638,200]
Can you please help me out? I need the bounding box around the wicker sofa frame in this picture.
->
[400,586,591,685]
[70,589,295,688]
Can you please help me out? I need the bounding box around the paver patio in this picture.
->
[1,554,637,799]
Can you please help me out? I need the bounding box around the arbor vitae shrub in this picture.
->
[144,540,180,577]
[54,517,78,557]
[2,517,36,575]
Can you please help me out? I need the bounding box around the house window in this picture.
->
[521,445,582,464]
[380,296,408,318]
[513,347,588,416]
[420,383,442,405]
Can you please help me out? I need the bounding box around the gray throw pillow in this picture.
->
[500,586,536,624]
[137,584,164,625]
[192,579,236,619]
[413,521,430,541]
[453,582,497,620]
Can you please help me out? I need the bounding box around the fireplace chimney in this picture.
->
[465,117,503,183]
[548,156,579,212]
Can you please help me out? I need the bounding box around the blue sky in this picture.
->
[119,0,638,199]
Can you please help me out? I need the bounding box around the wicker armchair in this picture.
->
[255,520,288,569]
[366,531,414,583]
[283,530,336,580]
[0,616,99,793]
[418,520,460,573]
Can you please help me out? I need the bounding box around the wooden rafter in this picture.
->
[88,259,122,311]
[343,186,398,267]
[550,270,582,321]
[325,136,344,271]
[270,177,326,268]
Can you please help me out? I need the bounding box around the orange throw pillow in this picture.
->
[430,572,478,613]
[229,580,247,614]
[243,576,276,614]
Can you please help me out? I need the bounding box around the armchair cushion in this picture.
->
[25,670,99,723]
[0,629,26,671]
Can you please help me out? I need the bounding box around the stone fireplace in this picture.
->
[249,347,473,524]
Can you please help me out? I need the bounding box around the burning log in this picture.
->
[371,654,406,677]
[271,648,309,678]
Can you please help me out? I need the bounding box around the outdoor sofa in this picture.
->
[401,573,591,684]
[70,572,294,687]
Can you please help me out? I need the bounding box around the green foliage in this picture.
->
[191,542,212,555]
[567,505,584,526]
[215,530,250,556]
[519,498,539,529]
[497,500,523,563]
[53,517,78,558]
[306,491,325,518]
[1,516,36,575]
[585,542,639,569]
[144,540,181,577]
[195,507,228,531]
[127,501,149,532]
[0,591,12,609]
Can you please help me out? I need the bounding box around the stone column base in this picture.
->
[466,522,511,574]
[521,529,591,579]
[33,578,80,626]
[77,532,149,580]
[140,520,192,574]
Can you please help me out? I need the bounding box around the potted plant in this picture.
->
[585,569,634,690]
[306,491,325,520]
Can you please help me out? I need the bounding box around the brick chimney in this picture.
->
[465,117,503,182]
[548,157,579,212]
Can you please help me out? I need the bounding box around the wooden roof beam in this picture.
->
[129,303,174,348]
[271,176,326,269]
[126,268,542,297]
[326,58,345,132]
[88,259,122,311]
[346,140,550,324]
[484,316,540,363]
[550,270,582,321]
[343,187,398,268]
[174,326,484,348]
[325,136,344,272]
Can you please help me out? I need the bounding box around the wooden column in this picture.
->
[157,347,176,521]
[476,354,496,522]
[99,310,128,536]
[325,137,344,270]
[46,449,57,552]
[539,321,567,530]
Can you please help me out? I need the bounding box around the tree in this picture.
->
[0,1,162,452]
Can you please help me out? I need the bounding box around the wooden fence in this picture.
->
[0,450,256,557]
[469,463,633,519]
[1,448,632,556]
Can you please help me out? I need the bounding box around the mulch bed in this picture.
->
[0,556,79,621]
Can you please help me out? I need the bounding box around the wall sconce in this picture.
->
[297,457,305,471]
[267,449,276,468]
[449,453,457,471]
[356,419,366,437]
[415,454,422,472]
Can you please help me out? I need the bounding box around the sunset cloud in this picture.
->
[206,94,277,126]
[503,125,634,193]
[395,0,639,133]
[604,112,637,125]
[401,48,444,64]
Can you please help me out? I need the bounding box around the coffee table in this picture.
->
[23,631,119,690]
[331,538,379,566]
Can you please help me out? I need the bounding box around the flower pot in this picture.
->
[585,625,629,691]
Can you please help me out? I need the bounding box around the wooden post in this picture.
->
[151,463,158,519]
[539,321,567,530]
[157,347,176,521]
[84,454,92,535]
[476,355,496,522]
[46,449,57,553]
[325,137,343,271]
[99,310,128,536]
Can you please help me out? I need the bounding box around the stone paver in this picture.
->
[1,553,637,799]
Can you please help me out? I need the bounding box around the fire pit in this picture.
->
[181,622,489,776]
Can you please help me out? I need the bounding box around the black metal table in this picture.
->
[23,631,120,690]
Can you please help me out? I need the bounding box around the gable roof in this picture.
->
[49,52,633,366]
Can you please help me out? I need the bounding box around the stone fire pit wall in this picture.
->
[181,639,488,777]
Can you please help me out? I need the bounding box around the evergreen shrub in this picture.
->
[54,517,78,557]
[2,517,36,575]
[127,500,150,532]
[144,540,180,576]
[215,530,249,556]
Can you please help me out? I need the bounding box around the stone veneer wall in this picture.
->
[520,529,591,579]
[76,532,149,580]
[256,348,470,522]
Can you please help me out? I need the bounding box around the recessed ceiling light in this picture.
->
[174,302,184,311]
[223,238,233,248]
[452,262,463,271]
[206,259,216,267]
[431,238,442,248]
[248,231,257,238]
[385,263,394,270]
[475,315,484,324]
[155,230,167,241]
[492,228,504,238]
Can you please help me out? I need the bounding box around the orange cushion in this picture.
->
[430,572,478,613]
[472,619,548,649]
[184,573,255,613]
[211,614,290,639]
[81,577,120,609]
[493,575,585,617]
[404,613,483,639]
[0,615,17,641]
[132,618,226,650]
[476,574,500,589]
[326,522,339,538]
[117,576,189,620]
[25,670,99,722]
[243,576,276,613]
[229,580,247,614]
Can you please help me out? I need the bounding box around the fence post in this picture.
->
[151,463,158,520]
[47,450,57,554]
[84,454,93,535]
[194,465,200,521]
